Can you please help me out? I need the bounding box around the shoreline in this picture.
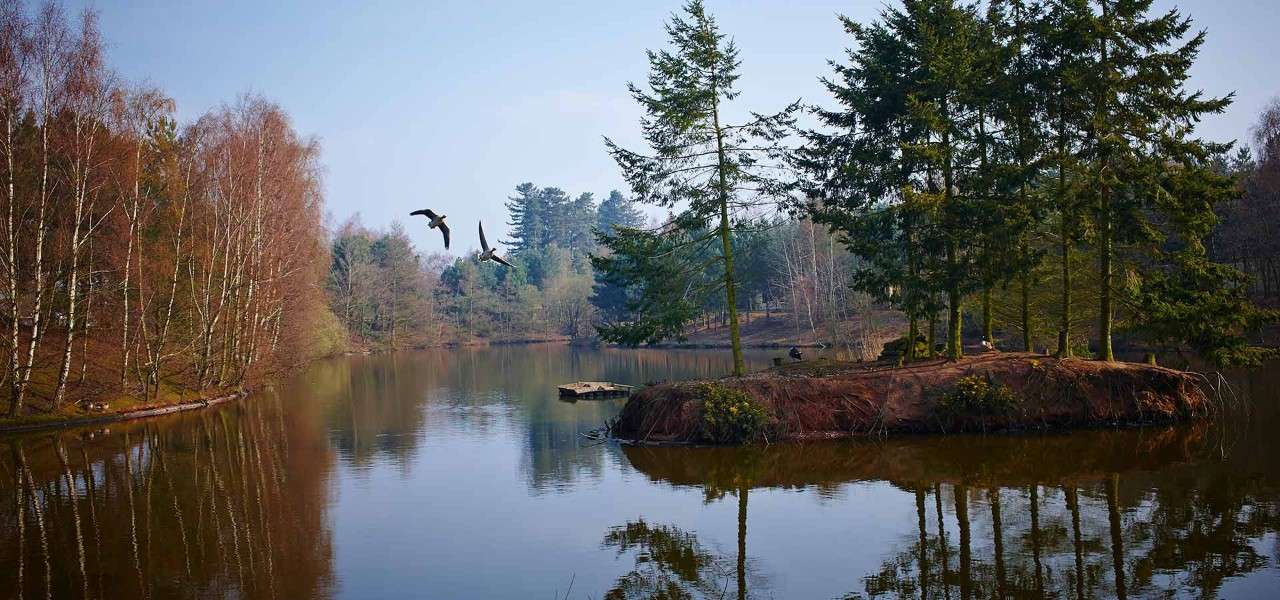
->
[0,391,247,435]
[338,335,830,354]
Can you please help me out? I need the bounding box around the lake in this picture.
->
[2,346,1278,599]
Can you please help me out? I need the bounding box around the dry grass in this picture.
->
[613,353,1211,444]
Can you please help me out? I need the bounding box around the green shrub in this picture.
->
[306,305,350,359]
[936,375,1018,420]
[700,384,767,444]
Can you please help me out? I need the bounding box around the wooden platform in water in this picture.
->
[558,381,633,399]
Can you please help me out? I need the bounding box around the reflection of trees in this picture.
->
[852,471,1280,599]
[622,412,1280,599]
[321,353,434,467]
[308,345,771,488]
[602,519,733,599]
[1,392,333,599]
[602,503,768,600]
[1126,470,1280,597]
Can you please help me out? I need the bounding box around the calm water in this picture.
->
[1,346,1278,599]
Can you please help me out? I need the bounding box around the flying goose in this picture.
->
[409,209,450,249]
[478,221,513,267]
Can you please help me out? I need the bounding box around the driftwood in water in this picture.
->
[558,381,633,399]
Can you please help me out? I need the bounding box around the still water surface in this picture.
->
[1,346,1278,599]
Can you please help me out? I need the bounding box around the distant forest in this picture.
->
[326,185,873,350]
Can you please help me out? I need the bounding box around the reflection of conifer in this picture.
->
[602,518,766,599]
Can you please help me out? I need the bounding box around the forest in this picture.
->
[592,0,1278,373]
[327,184,881,354]
[333,0,1278,376]
[0,2,332,418]
[322,0,1280,374]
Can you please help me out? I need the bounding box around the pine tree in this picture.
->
[566,192,598,254]
[984,0,1049,352]
[1035,0,1092,357]
[505,183,543,254]
[603,0,797,376]
[596,190,646,233]
[591,223,706,345]
[591,190,647,322]
[1129,146,1278,367]
[799,0,985,361]
[1076,0,1230,361]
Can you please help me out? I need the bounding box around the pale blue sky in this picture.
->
[70,0,1279,255]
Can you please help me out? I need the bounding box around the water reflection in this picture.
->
[623,414,1280,599]
[1,349,1277,599]
[312,346,768,491]
[1,393,333,599]
[602,516,766,600]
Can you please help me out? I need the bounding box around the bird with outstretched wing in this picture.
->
[478,221,513,267]
[409,208,450,249]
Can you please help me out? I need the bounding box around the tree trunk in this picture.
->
[982,287,993,346]
[941,100,962,361]
[1020,273,1032,352]
[15,108,53,416]
[5,111,21,417]
[711,86,743,376]
[1096,0,1115,362]
[1055,92,1073,358]
[1098,195,1114,360]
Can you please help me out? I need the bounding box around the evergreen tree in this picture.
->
[1034,0,1092,357]
[602,0,797,375]
[1075,0,1230,361]
[596,190,646,233]
[566,192,598,255]
[799,0,986,361]
[982,0,1049,351]
[1128,148,1278,366]
[505,182,547,256]
[591,223,705,345]
[590,190,647,322]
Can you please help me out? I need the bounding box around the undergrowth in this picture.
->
[700,384,767,444]
[936,375,1018,422]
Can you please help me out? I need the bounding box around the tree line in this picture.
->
[327,186,649,348]
[328,181,881,357]
[595,0,1276,370]
[2,2,330,417]
[1210,99,1280,303]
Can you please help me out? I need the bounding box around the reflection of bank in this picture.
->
[620,421,1278,599]
[2,393,335,600]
